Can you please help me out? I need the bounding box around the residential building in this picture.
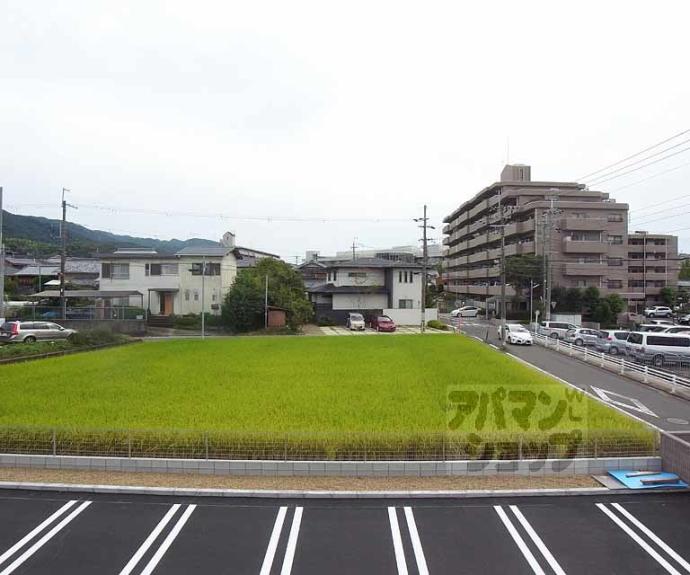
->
[443,164,632,310]
[220,232,280,269]
[302,257,437,324]
[6,257,99,293]
[626,231,680,310]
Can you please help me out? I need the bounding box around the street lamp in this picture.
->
[530,281,541,329]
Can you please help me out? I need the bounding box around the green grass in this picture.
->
[0,335,654,459]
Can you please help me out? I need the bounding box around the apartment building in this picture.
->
[626,231,680,310]
[443,164,630,310]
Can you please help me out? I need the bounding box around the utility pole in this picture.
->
[201,255,206,339]
[0,187,4,322]
[264,274,269,329]
[542,196,559,321]
[351,238,357,261]
[489,202,507,348]
[414,205,435,333]
[59,188,76,320]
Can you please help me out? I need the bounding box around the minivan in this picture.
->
[594,330,630,355]
[625,332,690,367]
[538,321,579,340]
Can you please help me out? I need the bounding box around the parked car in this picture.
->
[538,321,579,340]
[645,318,674,325]
[0,321,76,344]
[644,305,673,318]
[662,326,690,334]
[565,327,602,346]
[370,315,396,332]
[497,323,533,345]
[637,324,670,333]
[346,313,366,331]
[679,313,690,326]
[625,332,690,367]
[593,330,630,355]
[450,306,481,318]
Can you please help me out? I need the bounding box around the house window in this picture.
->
[398,271,413,283]
[145,263,161,276]
[184,290,190,301]
[398,299,413,309]
[101,263,111,278]
[191,262,221,276]
[111,263,129,280]
[328,270,338,282]
[193,290,199,301]
[161,263,178,275]
[348,272,367,279]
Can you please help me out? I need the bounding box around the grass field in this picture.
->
[0,335,654,459]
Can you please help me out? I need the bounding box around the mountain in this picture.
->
[1,210,218,257]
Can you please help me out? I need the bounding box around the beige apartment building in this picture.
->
[626,232,680,310]
[443,164,679,313]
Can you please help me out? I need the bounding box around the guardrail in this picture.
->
[532,332,690,393]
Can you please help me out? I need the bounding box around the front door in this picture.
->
[159,293,174,315]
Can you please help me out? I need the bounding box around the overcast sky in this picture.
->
[2,0,689,259]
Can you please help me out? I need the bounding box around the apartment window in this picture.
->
[607,214,624,222]
[607,258,623,266]
[629,280,644,288]
[398,299,414,309]
[571,232,600,241]
[629,267,644,274]
[607,280,623,289]
[579,256,602,264]
[572,212,588,219]
[111,263,130,280]
[576,280,588,288]
[653,239,667,246]
[608,235,623,245]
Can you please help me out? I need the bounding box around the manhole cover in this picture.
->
[667,418,689,425]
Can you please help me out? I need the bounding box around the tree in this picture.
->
[563,288,584,312]
[659,286,676,307]
[582,286,600,314]
[221,258,313,332]
[592,300,613,325]
[605,293,625,317]
[504,255,543,294]
[680,259,690,280]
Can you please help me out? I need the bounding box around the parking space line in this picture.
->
[387,507,408,575]
[403,507,429,575]
[280,507,303,575]
[0,500,91,575]
[596,503,682,575]
[140,504,196,575]
[494,505,545,575]
[260,506,287,575]
[0,500,77,567]
[509,505,566,575]
[610,503,690,573]
[119,504,182,575]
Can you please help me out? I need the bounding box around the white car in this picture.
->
[497,323,533,345]
[346,312,365,331]
[450,306,481,318]
[644,306,673,318]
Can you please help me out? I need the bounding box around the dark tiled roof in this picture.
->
[323,257,422,269]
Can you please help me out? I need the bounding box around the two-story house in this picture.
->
[303,257,437,325]
[99,245,238,317]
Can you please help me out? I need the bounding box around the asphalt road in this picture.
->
[0,490,690,574]
[447,317,690,433]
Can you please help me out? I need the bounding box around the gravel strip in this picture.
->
[0,468,598,491]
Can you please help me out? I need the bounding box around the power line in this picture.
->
[629,192,690,213]
[577,128,690,180]
[630,201,690,223]
[610,160,690,193]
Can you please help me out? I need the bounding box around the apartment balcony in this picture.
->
[468,251,490,264]
[446,270,469,280]
[504,241,536,257]
[466,266,501,279]
[442,224,451,235]
[469,202,487,220]
[563,263,607,276]
[559,217,605,231]
[503,219,535,236]
[627,271,670,281]
[562,240,609,254]
[446,255,468,268]
[468,235,487,250]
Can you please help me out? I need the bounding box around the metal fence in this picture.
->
[0,426,659,462]
[533,332,690,393]
[4,305,146,321]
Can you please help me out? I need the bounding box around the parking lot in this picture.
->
[318,325,447,336]
[0,490,689,574]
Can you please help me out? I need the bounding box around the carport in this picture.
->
[29,290,145,320]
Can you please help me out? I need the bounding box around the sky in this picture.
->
[1,0,689,260]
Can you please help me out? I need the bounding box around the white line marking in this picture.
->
[611,503,690,573]
[0,500,91,575]
[280,507,303,575]
[509,505,566,575]
[140,504,196,575]
[388,507,408,575]
[590,387,658,418]
[0,500,77,567]
[494,505,545,575]
[118,504,181,575]
[596,503,681,575]
[403,507,429,575]
[260,506,288,575]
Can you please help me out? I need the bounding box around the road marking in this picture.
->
[403,507,429,575]
[509,505,566,575]
[140,504,196,575]
[494,505,545,575]
[610,503,690,572]
[388,507,408,575]
[596,503,681,575]
[119,504,182,575]
[260,506,288,575]
[280,507,303,575]
[0,500,91,575]
[0,500,77,567]
[590,387,658,418]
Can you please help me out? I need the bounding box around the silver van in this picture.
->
[594,330,630,355]
[625,332,690,367]
[538,321,579,340]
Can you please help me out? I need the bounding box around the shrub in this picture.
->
[66,329,127,346]
[427,319,448,330]
[317,316,336,326]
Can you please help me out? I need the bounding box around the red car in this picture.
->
[370,315,396,332]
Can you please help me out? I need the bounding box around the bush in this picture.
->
[65,329,128,346]
[427,319,448,330]
[317,316,336,326]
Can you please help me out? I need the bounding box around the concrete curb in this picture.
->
[0,480,617,499]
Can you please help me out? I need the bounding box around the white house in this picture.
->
[303,257,437,325]
[99,246,238,317]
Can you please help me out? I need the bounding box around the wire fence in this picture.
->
[0,427,659,462]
